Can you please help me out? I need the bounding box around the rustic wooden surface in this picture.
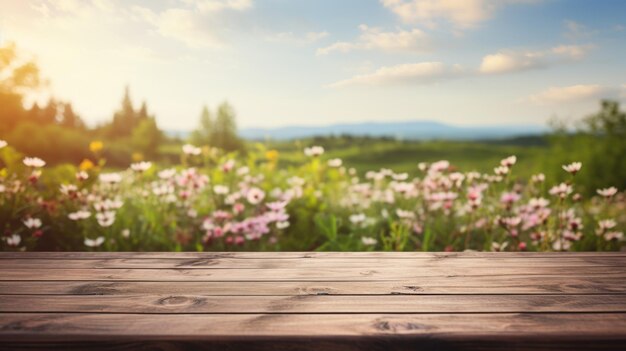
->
[1,252,625,350]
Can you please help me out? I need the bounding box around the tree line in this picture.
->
[0,42,244,167]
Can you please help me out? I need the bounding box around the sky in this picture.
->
[0,0,625,130]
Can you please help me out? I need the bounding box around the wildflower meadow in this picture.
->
[0,139,623,252]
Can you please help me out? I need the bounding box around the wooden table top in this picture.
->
[1,252,625,350]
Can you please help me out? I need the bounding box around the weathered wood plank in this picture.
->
[2,276,624,295]
[2,256,624,269]
[1,313,625,340]
[1,267,623,281]
[1,294,624,313]
[1,251,625,260]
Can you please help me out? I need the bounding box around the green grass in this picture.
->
[266,138,548,179]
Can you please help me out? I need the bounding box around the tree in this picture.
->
[0,42,42,135]
[211,102,244,152]
[190,105,213,146]
[549,100,626,194]
[190,102,244,152]
[131,117,163,158]
[108,86,140,138]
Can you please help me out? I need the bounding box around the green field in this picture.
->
[258,137,549,179]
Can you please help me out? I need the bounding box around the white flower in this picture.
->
[68,210,91,220]
[182,144,202,156]
[99,173,122,184]
[528,197,549,209]
[60,184,78,195]
[361,237,377,246]
[130,161,152,172]
[213,185,229,195]
[84,236,105,247]
[392,172,409,181]
[304,146,324,157]
[500,155,517,167]
[23,218,42,229]
[246,187,265,205]
[237,166,250,176]
[6,234,21,247]
[531,173,545,183]
[562,162,582,175]
[0,140,7,149]
[276,221,290,229]
[598,219,617,231]
[349,213,366,224]
[327,158,342,167]
[158,168,176,179]
[96,211,116,227]
[549,183,573,198]
[494,166,509,176]
[597,187,618,198]
[23,157,46,168]
[396,209,416,219]
[76,171,89,181]
[491,241,509,252]
[604,231,624,241]
[121,229,131,238]
[0,184,5,193]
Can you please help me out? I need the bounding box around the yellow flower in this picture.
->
[132,152,144,162]
[79,159,94,171]
[265,150,279,162]
[89,141,103,153]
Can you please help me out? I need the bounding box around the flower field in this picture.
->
[0,139,624,252]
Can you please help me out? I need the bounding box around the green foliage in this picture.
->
[547,100,626,195]
[190,102,245,153]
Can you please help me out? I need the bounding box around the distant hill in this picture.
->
[167,120,548,141]
[238,120,547,140]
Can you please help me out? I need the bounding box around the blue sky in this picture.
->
[0,0,624,130]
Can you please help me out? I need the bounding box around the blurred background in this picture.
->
[1,0,625,194]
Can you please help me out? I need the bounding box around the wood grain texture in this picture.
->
[2,294,625,313]
[1,313,626,351]
[2,256,624,269]
[1,252,625,350]
[3,276,625,295]
[2,267,625,281]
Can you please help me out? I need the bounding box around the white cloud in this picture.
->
[380,0,539,29]
[480,44,591,74]
[563,20,595,40]
[181,0,253,13]
[266,31,329,45]
[317,25,429,55]
[479,52,543,74]
[527,84,606,105]
[329,62,464,88]
[131,0,253,49]
[551,44,591,59]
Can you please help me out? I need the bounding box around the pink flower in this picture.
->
[266,201,287,212]
[246,187,265,205]
[233,202,245,214]
[222,160,235,173]
[500,192,521,205]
